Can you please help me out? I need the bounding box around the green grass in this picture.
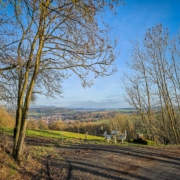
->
[146,140,156,145]
[92,119,110,124]
[1,127,168,147]
[0,127,104,141]
[32,146,59,158]
[26,129,104,141]
[0,127,13,135]
[28,112,46,116]
[9,168,17,175]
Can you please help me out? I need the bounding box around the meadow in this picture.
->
[0,128,104,141]
[0,129,179,180]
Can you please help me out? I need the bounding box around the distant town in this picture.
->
[28,106,136,124]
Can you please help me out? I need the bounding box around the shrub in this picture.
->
[0,107,15,128]
[37,120,49,130]
[146,140,156,145]
[27,120,38,130]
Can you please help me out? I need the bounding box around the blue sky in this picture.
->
[36,0,180,108]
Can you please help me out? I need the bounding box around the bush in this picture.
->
[129,138,156,145]
[37,120,49,130]
[0,107,15,128]
[27,120,38,130]
[146,140,156,145]
[48,121,66,131]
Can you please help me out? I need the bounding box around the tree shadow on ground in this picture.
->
[67,159,151,180]
[59,144,180,180]
[59,144,180,166]
[1,135,69,180]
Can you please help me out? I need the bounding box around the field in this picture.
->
[1,128,180,180]
[26,129,104,141]
[1,128,104,141]
[28,112,46,116]
[92,119,110,124]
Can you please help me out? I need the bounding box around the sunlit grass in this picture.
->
[2,127,177,147]
[26,129,104,141]
[0,127,104,142]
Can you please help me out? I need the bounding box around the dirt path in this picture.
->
[58,144,180,180]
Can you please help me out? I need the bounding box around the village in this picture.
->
[27,107,122,124]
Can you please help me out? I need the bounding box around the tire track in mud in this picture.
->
[58,144,180,180]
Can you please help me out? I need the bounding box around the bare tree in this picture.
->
[109,114,137,139]
[124,24,180,144]
[0,0,121,160]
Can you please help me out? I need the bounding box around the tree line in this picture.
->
[27,119,109,136]
[1,103,179,145]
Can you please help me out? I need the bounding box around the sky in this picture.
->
[36,0,180,109]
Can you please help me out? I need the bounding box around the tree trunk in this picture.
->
[13,117,27,161]
[12,2,46,160]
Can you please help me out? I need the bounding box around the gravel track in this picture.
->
[58,144,180,180]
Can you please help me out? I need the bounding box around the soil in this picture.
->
[1,135,180,180]
[0,136,69,180]
[58,144,180,180]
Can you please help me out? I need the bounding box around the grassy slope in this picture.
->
[1,128,104,141]
[1,127,174,180]
[1,128,158,146]
[26,129,104,140]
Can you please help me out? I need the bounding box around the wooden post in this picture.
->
[60,124,63,141]
[85,131,88,141]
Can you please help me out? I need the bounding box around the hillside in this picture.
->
[1,128,180,180]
